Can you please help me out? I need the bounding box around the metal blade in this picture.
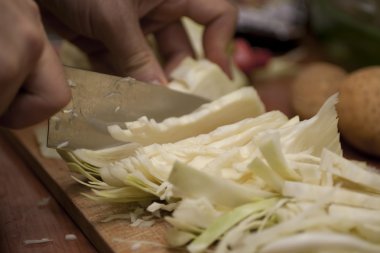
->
[47,67,208,150]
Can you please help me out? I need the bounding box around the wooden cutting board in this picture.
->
[1,78,296,253]
[4,78,379,253]
[3,126,179,253]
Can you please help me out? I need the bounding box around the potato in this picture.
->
[291,62,347,119]
[337,66,380,157]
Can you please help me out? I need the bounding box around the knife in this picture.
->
[47,67,209,150]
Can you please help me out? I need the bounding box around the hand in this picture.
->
[0,0,70,128]
[39,0,237,83]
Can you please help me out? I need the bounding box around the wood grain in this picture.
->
[0,133,98,253]
[2,127,177,253]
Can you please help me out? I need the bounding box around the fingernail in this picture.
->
[150,76,168,85]
[223,60,233,80]
[150,80,162,85]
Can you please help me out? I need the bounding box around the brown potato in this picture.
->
[337,66,380,157]
[291,62,347,119]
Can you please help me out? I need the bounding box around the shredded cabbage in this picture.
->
[58,92,380,253]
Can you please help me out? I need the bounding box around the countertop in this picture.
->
[0,133,97,253]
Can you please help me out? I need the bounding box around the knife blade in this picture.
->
[47,67,209,150]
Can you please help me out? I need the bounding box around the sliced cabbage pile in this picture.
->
[59,86,380,253]
[57,17,380,253]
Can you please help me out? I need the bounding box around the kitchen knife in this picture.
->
[47,67,209,150]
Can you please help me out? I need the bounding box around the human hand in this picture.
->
[0,0,70,128]
[39,0,237,84]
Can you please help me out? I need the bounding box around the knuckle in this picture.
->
[27,0,41,18]
[117,49,154,74]
[224,2,238,21]
[21,23,44,57]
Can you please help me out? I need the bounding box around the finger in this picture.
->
[139,0,187,34]
[0,2,45,115]
[0,35,71,128]
[40,0,168,84]
[96,12,167,84]
[147,0,237,76]
[184,0,238,77]
[40,7,106,57]
[39,6,78,40]
[154,21,194,76]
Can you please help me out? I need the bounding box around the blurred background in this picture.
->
[54,0,380,83]
[232,0,380,160]
[232,0,380,78]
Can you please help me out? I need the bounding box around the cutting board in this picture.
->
[1,77,296,253]
[4,77,379,253]
[3,126,178,253]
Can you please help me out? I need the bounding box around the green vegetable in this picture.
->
[187,198,279,253]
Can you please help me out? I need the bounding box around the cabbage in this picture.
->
[59,93,380,253]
